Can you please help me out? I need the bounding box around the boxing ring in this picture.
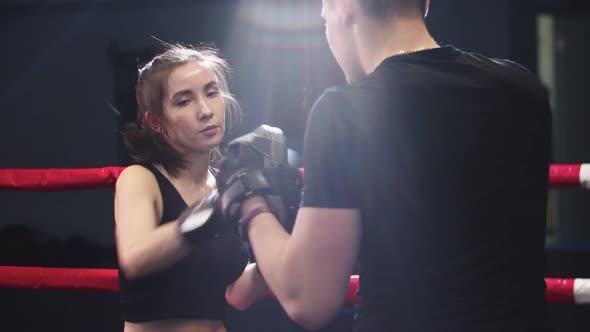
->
[0,164,589,308]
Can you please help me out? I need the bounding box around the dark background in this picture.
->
[0,0,589,331]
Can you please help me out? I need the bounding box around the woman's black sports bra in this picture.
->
[118,163,249,322]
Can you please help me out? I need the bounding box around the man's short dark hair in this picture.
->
[358,0,425,19]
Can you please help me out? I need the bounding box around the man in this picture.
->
[234,0,553,331]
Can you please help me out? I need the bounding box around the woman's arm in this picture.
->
[225,263,269,311]
[115,165,191,280]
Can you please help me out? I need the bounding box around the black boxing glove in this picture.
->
[177,190,228,245]
[217,125,303,237]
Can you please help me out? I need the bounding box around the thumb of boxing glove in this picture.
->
[177,190,222,245]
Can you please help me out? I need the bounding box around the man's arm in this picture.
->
[243,88,362,330]
[243,197,361,330]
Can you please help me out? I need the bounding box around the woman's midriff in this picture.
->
[124,319,226,332]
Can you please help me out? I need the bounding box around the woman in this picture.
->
[115,43,267,332]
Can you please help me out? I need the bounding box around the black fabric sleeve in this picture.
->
[300,88,360,209]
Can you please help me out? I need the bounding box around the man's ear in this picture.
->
[424,0,430,18]
[144,112,162,133]
[339,0,359,26]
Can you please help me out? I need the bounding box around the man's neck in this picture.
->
[356,16,439,75]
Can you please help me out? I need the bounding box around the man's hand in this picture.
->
[216,125,303,239]
[240,195,270,220]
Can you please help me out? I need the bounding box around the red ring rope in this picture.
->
[0,165,587,191]
[0,266,588,305]
[0,165,588,305]
[0,167,125,191]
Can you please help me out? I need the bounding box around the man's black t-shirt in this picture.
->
[301,46,553,332]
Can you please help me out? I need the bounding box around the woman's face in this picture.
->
[159,60,225,157]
